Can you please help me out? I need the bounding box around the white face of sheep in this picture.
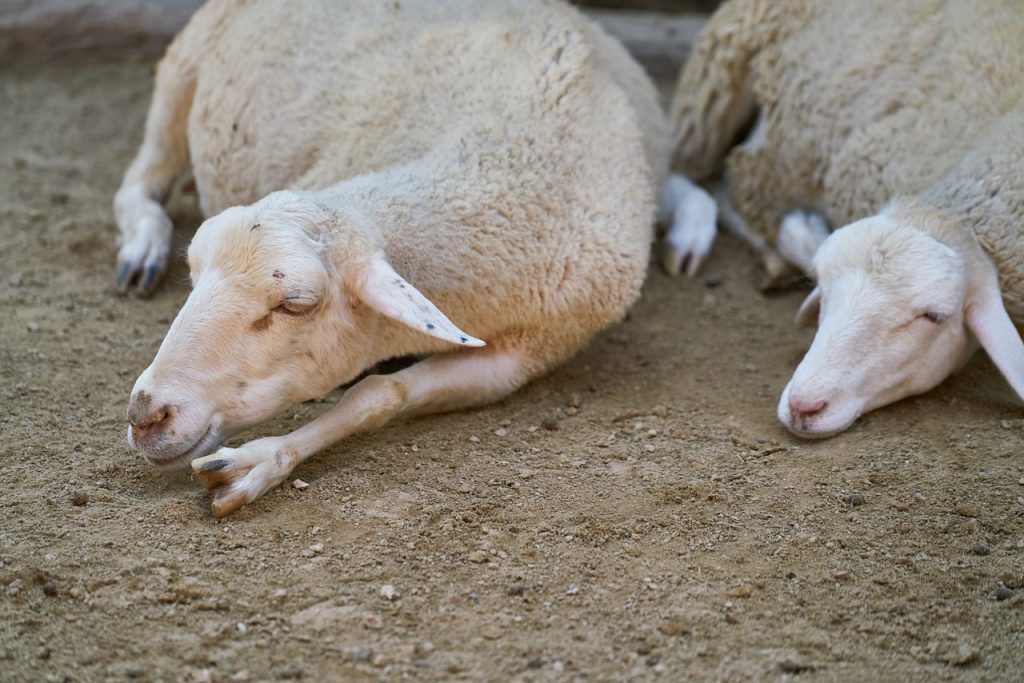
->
[126,192,483,467]
[779,215,1024,438]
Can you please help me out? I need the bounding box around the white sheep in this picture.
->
[116,0,668,515]
[668,0,1024,437]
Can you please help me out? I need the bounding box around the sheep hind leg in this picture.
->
[113,50,195,294]
[659,174,718,277]
[191,346,531,517]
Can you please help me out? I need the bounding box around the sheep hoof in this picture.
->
[116,213,171,295]
[191,439,294,517]
[758,248,804,291]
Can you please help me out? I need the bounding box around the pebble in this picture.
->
[704,274,723,288]
[371,653,389,668]
[995,585,1014,601]
[566,583,580,595]
[726,585,752,598]
[469,435,480,443]
[494,428,509,437]
[362,614,384,630]
[972,543,991,556]
[291,479,309,490]
[844,493,866,507]
[955,504,977,518]
[778,659,813,674]
[526,657,544,669]
[380,584,399,601]
[541,417,560,431]
[507,583,525,596]
[657,620,689,637]
[948,643,980,666]
[467,550,489,564]
[71,492,88,507]
[833,570,851,582]
[42,581,57,597]
[567,393,581,408]
[518,469,535,480]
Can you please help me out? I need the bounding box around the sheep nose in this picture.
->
[789,396,827,421]
[128,391,173,441]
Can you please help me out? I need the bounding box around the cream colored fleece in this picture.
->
[670,0,1024,317]
[164,0,668,375]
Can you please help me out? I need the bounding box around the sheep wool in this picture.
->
[669,0,1024,317]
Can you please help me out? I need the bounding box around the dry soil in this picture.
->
[1,61,1022,683]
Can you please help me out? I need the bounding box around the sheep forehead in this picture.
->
[816,217,965,309]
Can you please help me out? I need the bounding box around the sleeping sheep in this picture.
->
[668,0,1024,437]
[116,0,668,516]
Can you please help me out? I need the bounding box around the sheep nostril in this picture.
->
[130,405,173,440]
[789,397,827,420]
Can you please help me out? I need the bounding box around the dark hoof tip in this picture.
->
[200,459,231,473]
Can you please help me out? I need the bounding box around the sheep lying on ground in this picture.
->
[117,0,667,516]
[668,0,1024,437]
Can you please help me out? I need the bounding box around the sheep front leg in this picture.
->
[114,51,195,294]
[191,347,528,517]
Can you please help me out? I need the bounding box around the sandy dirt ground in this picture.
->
[1,61,1023,683]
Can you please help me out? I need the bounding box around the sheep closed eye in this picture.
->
[919,311,947,325]
[273,300,317,316]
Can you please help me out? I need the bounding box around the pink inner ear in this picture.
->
[967,285,1024,402]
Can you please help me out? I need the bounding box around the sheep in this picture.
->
[668,0,1024,437]
[116,0,668,516]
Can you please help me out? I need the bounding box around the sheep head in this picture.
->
[778,212,1024,438]
[126,191,483,467]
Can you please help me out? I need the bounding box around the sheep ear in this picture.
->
[966,279,1024,401]
[795,286,821,327]
[351,255,485,347]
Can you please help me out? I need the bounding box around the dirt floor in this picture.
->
[1,60,1023,683]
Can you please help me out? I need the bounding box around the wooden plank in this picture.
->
[586,10,706,80]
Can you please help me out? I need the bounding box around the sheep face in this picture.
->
[778,216,974,438]
[126,195,368,468]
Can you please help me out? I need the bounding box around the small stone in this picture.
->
[657,620,689,637]
[230,671,251,682]
[494,428,509,437]
[236,622,248,634]
[566,583,580,595]
[651,405,668,417]
[507,583,525,596]
[893,501,910,511]
[42,581,57,597]
[469,435,480,443]
[292,479,309,490]
[955,504,977,518]
[833,570,851,582]
[541,417,559,431]
[1018,476,1024,486]
[308,543,323,554]
[844,493,866,507]
[362,614,384,630]
[643,444,655,453]
[481,626,502,640]
[467,550,489,564]
[526,657,544,669]
[380,584,399,601]
[972,543,991,556]
[565,406,579,417]
[726,585,752,598]
[567,393,581,408]
[355,647,373,662]
[371,653,389,668]
[949,643,980,666]
[72,492,88,506]
[518,469,535,480]
[779,659,813,674]
[27,321,40,332]
[871,574,890,586]
[995,585,1014,601]
[446,659,462,674]
[704,274,723,288]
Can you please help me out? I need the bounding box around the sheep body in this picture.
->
[118,0,668,514]
[670,0,1024,315]
[669,0,1024,436]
